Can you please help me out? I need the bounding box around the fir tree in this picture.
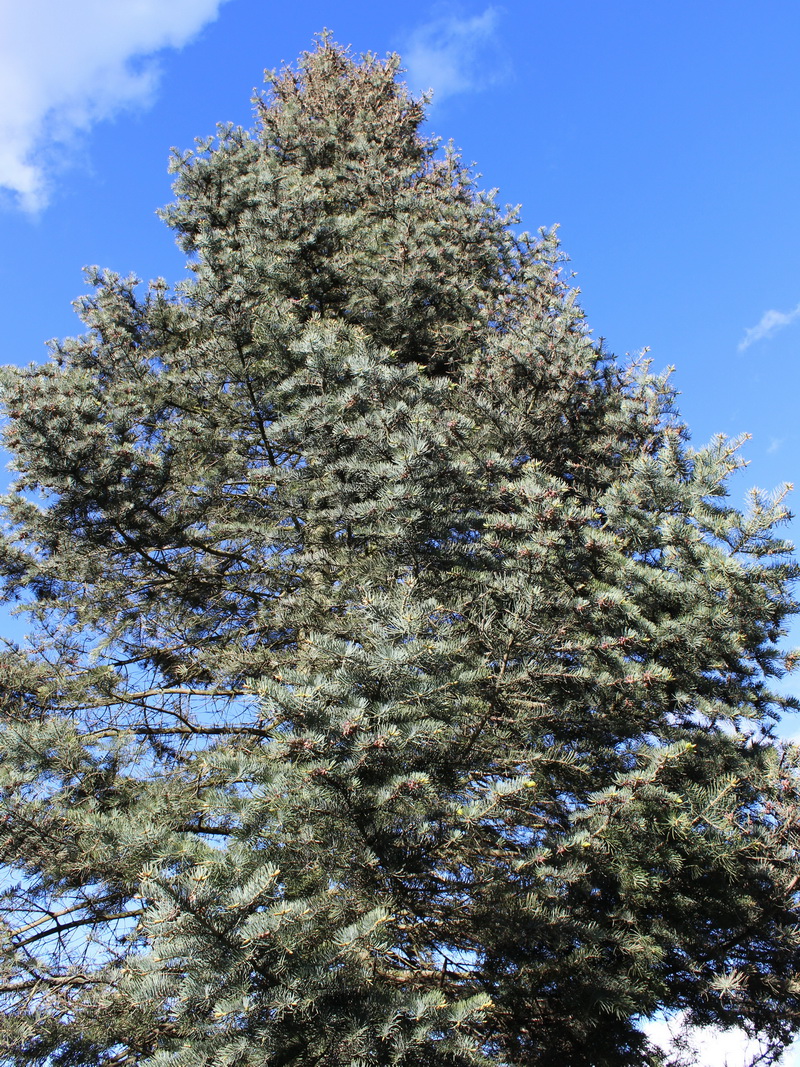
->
[1,37,799,1067]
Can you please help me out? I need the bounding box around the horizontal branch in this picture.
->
[106,685,254,703]
[12,909,144,949]
[0,972,103,994]
[87,723,272,740]
[7,895,119,938]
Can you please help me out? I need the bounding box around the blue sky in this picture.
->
[0,2,799,1060]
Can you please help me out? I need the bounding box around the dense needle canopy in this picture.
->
[0,37,799,1067]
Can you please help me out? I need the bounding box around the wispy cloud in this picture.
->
[402,6,508,104]
[738,302,800,351]
[0,0,229,212]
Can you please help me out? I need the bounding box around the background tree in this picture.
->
[1,37,799,1067]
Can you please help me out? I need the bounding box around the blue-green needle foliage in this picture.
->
[0,37,799,1067]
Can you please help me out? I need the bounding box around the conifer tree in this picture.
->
[1,37,799,1067]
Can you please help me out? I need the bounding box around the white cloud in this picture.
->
[644,1013,800,1067]
[402,6,508,104]
[738,302,800,351]
[0,0,229,211]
